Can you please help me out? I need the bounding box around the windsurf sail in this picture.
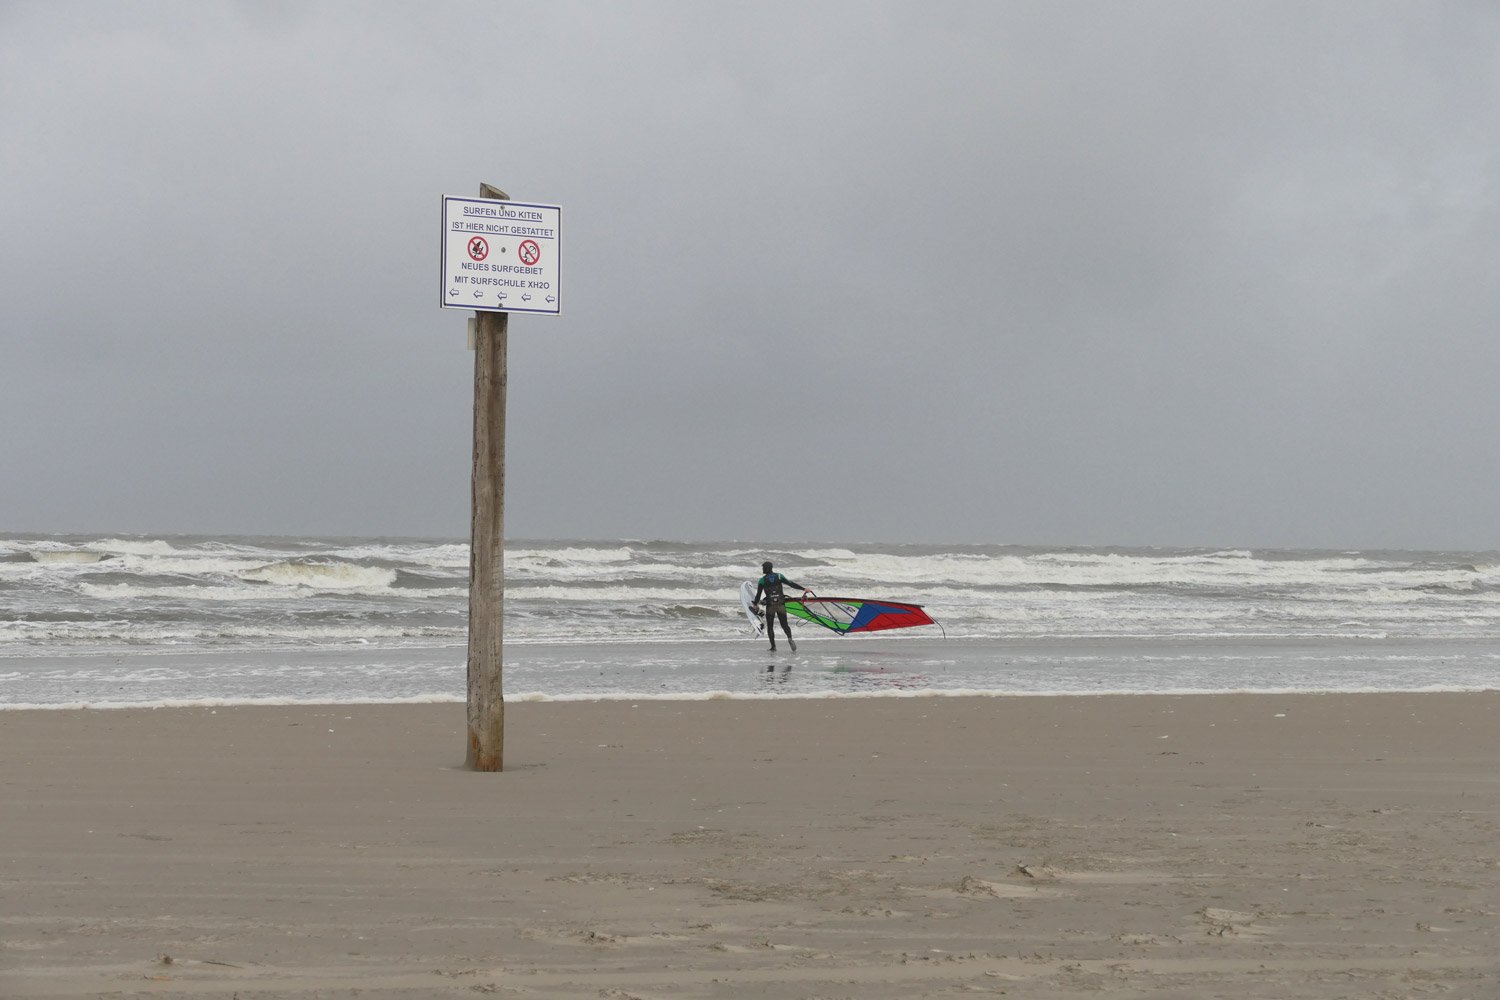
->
[784,596,939,636]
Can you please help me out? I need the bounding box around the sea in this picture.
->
[4,534,1500,709]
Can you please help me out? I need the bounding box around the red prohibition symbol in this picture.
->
[467,237,489,261]
[517,239,541,266]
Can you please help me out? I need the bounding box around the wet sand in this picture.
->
[4,692,1499,998]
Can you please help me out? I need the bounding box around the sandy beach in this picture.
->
[4,692,1499,998]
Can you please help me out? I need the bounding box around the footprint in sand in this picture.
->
[952,875,1066,899]
[1200,907,1268,937]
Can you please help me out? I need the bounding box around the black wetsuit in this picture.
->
[754,572,803,646]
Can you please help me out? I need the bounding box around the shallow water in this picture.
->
[5,534,1500,707]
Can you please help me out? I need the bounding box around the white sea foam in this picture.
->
[28,550,110,564]
[796,548,1406,591]
[239,561,398,591]
[7,533,1500,707]
[94,538,185,556]
[512,545,633,564]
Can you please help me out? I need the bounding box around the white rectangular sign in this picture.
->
[440,196,561,314]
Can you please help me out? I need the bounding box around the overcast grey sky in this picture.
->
[4,1,1499,548]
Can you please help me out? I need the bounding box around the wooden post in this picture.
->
[466,182,508,771]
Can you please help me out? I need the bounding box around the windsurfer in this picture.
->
[752,561,811,652]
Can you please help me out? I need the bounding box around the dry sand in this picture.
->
[3,692,1499,998]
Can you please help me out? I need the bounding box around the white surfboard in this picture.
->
[739,580,764,636]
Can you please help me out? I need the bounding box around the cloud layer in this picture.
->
[4,2,1499,547]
